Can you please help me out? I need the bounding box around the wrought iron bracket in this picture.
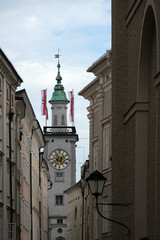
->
[96,198,131,236]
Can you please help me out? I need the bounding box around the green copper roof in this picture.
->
[49,59,69,102]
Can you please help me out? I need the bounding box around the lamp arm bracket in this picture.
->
[97,202,132,207]
[96,198,130,236]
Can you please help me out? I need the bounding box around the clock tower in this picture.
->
[43,56,78,240]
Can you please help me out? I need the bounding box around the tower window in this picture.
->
[55,172,64,182]
[57,218,63,224]
[56,195,63,205]
[54,115,58,125]
[61,114,65,125]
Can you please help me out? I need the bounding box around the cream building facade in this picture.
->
[65,160,90,240]
[16,91,32,240]
[15,91,26,240]
[79,51,112,240]
[0,49,23,240]
[112,0,160,239]
[40,158,50,240]
[65,182,82,240]
[0,49,50,240]
[16,89,49,240]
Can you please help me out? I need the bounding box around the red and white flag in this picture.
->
[68,90,74,123]
[41,89,48,120]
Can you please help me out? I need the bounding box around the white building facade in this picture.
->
[44,58,78,240]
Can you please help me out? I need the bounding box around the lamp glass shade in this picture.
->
[86,170,106,197]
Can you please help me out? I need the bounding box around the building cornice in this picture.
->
[87,50,111,73]
[0,49,23,86]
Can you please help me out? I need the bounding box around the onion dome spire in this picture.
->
[49,50,69,102]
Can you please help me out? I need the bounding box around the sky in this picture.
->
[0,0,111,181]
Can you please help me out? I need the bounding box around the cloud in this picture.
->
[15,59,91,129]
[0,0,111,59]
[0,0,111,180]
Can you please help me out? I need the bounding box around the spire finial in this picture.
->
[54,49,62,82]
[49,50,69,102]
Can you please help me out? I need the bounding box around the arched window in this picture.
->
[138,5,157,101]
[61,114,65,125]
[54,115,58,125]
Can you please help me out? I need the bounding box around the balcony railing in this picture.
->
[43,126,77,136]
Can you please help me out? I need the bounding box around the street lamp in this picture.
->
[86,170,106,198]
[86,170,131,236]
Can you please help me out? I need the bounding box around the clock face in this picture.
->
[49,149,70,170]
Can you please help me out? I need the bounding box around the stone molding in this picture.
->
[126,0,142,26]
[124,101,149,124]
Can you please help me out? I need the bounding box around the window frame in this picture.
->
[61,114,65,125]
[57,218,63,224]
[103,124,111,170]
[55,172,64,182]
[0,78,2,92]
[54,115,58,125]
[56,195,63,205]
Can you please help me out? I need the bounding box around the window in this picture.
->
[103,204,111,233]
[93,145,98,170]
[55,172,64,182]
[0,205,2,217]
[106,73,111,82]
[54,115,58,125]
[0,156,2,192]
[7,161,10,197]
[74,206,77,220]
[68,211,72,223]
[106,74,109,81]
[7,88,9,101]
[16,185,20,214]
[11,94,14,106]
[0,107,2,143]
[23,155,29,186]
[94,208,98,239]
[0,78,1,92]
[57,218,63,224]
[103,125,111,169]
[23,200,29,231]
[6,116,9,147]
[61,114,65,125]
[56,195,63,205]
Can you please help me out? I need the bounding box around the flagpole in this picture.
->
[72,89,74,127]
[45,88,47,127]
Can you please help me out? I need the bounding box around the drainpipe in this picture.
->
[39,151,43,240]
[9,81,18,233]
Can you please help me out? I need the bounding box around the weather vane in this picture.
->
[54,48,61,63]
